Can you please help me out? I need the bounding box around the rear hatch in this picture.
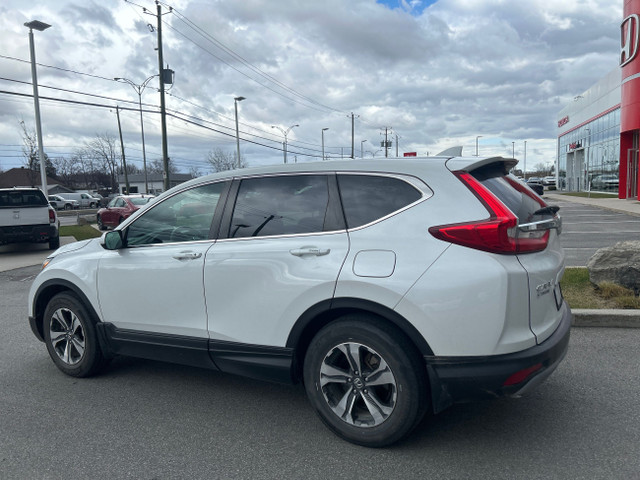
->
[472,165,565,344]
[0,189,51,226]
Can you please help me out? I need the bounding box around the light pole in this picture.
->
[234,96,245,168]
[321,128,329,160]
[524,140,527,180]
[361,140,367,158]
[25,20,50,195]
[271,124,299,164]
[475,135,483,156]
[114,75,157,193]
[512,141,515,159]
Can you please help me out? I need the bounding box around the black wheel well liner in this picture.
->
[286,297,434,382]
[32,280,101,341]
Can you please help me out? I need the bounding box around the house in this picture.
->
[0,167,72,194]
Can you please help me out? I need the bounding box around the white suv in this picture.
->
[28,156,571,447]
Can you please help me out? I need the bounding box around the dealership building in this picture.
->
[557,0,640,199]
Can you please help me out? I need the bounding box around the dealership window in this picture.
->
[557,108,620,193]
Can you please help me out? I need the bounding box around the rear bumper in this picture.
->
[0,224,57,245]
[425,301,572,413]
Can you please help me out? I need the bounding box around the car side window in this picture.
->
[230,175,330,238]
[337,174,422,229]
[125,182,226,246]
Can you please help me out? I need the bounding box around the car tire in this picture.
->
[97,215,106,230]
[118,216,124,225]
[303,315,428,447]
[49,235,60,250]
[65,203,72,210]
[43,292,106,378]
[90,202,97,209]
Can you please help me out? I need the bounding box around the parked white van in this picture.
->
[58,192,100,208]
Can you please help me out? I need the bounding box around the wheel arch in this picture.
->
[32,279,101,342]
[286,297,434,382]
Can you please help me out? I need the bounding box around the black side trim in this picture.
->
[208,340,294,384]
[99,323,217,371]
[426,302,572,413]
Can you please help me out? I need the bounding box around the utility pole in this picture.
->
[115,106,130,194]
[395,134,400,157]
[348,113,358,159]
[380,127,392,158]
[157,2,169,191]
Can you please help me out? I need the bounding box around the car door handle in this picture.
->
[289,247,330,257]
[172,252,203,260]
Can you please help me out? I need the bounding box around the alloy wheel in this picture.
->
[319,342,397,428]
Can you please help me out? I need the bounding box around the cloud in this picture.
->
[0,0,624,175]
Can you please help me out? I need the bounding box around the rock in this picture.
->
[587,240,640,290]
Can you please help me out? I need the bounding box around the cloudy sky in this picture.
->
[0,0,624,176]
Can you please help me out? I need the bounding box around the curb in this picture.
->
[572,309,640,328]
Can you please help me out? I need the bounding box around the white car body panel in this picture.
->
[204,232,349,346]
[96,241,214,338]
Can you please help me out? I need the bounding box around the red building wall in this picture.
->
[620,0,640,198]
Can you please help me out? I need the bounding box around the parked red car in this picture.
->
[97,194,154,230]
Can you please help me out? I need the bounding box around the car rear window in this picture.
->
[0,190,48,208]
[337,174,422,229]
[472,171,547,224]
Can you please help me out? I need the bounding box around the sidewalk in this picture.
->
[544,191,640,216]
[545,191,640,328]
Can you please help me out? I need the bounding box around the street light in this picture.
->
[234,96,245,169]
[24,20,50,195]
[271,124,299,164]
[321,128,329,160]
[475,135,483,156]
[512,141,515,159]
[114,75,158,193]
[361,139,367,158]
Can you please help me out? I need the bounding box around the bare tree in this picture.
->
[148,158,178,175]
[85,133,119,192]
[206,148,247,173]
[20,120,56,183]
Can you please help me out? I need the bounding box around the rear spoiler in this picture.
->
[445,156,518,175]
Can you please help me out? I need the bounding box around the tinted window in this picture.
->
[337,175,422,229]
[479,175,545,224]
[230,175,330,238]
[0,190,47,208]
[126,182,226,245]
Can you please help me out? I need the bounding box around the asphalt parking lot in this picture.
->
[1,264,638,478]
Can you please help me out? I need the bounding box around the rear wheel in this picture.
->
[43,292,106,377]
[48,235,60,250]
[303,315,428,447]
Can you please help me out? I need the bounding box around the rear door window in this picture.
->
[229,175,335,238]
[337,174,422,229]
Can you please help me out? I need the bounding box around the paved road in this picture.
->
[1,266,639,479]
[548,197,640,267]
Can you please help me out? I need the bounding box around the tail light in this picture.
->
[428,172,550,254]
[48,208,56,224]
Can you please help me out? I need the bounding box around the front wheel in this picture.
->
[43,292,106,377]
[303,315,428,447]
[97,215,106,230]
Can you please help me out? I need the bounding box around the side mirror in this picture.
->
[101,230,124,250]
